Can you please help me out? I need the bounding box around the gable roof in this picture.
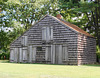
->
[11,14,94,46]
[51,15,93,37]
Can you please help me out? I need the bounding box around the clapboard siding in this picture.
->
[10,15,96,65]
[77,34,96,65]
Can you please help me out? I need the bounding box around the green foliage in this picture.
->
[96,53,100,59]
[59,0,100,47]
[0,30,10,52]
[0,50,10,60]
[96,45,100,59]
[0,0,59,52]
[0,0,100,54]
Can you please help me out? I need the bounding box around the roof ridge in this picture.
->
[51,16,94,37]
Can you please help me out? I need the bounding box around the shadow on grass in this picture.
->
[0,60,10,63]
[1,60,100,67]
[83,64,100,67]
[0,60,74,66]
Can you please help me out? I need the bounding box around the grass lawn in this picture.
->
[0,60,100,78]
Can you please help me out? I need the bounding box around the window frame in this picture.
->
[42,26,53,41]
[36,47,42,51]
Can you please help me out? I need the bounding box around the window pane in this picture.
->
[46,27,50,41]
[21,36,28,46]
[37,47,42,51]
[42,27,46,40]
[50,26,53,40]
[42,26,53,41]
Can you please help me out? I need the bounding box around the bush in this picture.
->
[6,52,10,60]
[0,52,6,60]
[96,53,100,59]
[0,50,10,60]
[96,46,100,62]
[0,53,2,59]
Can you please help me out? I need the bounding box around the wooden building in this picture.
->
[10,14,96,65]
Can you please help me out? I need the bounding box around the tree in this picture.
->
[0,29,10,52]
[59,0,100,47]
[0,0,59,51]
[1,0,99,52]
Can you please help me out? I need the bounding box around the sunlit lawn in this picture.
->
[0,60,100,78]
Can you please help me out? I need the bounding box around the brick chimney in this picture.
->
[56,14,62,19]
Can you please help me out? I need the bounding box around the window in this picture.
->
[21,36,28,46]
[37,47,42,51]
[42,26,53,41]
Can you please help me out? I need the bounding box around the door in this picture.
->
[10,48,15,62]
[22,47,28,62]
[29,46,36,63]
[14,48,19,62]
[55,44,62,64]
[45,44,68,64]
[62,44,68,62]
[18,47,28,63]
[55,44,68,64]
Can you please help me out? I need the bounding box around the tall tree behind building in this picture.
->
[59,0,100,47]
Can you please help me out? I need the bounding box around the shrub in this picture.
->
[0,53,2,59]
[0,50,10,60]
[96,45,100,59]
[96,53,100,59]
[1,52,6,60]
[5,52,10,60]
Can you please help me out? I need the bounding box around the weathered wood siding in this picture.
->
[77,34,96,65]
[10,15,96,65]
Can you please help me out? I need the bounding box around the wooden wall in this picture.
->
[10,15,96,65]
[77,34,96,65]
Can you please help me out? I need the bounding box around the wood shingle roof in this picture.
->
[51,15,94,37]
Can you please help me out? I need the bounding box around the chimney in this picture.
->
[56,14,62,19]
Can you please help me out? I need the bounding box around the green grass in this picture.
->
[0,60,100,78]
